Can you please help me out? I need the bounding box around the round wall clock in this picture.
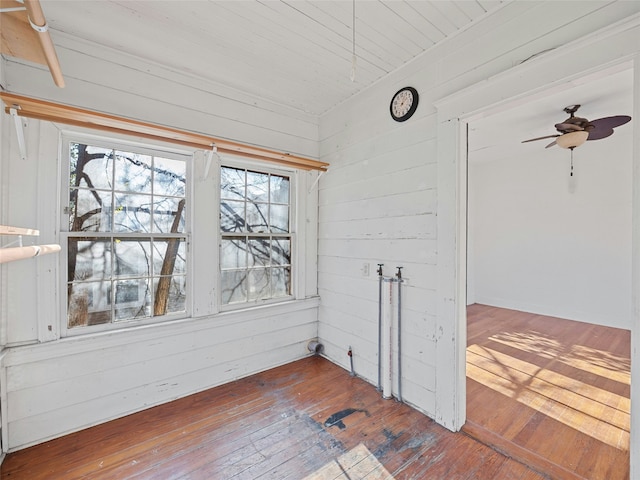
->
[390,87,419,122]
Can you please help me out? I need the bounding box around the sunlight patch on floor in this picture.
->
[467,344,630,451]
[561,344,630,385]
[301,443,394,480]
[490,331,631,384]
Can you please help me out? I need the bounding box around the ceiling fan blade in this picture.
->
[587,128,614,141]
[521,134,560,143]
[545,140,557,149]
[587,115,632,140]
[589,115,632,129]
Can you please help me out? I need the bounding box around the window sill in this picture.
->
[4,296,320,365]
[218,295,295,313]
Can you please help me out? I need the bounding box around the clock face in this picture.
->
[390,87,419,122]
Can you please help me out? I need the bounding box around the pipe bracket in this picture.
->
[28,17,49,32]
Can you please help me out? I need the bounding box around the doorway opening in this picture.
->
[462,66,634,480]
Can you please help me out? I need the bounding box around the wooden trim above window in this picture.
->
[0,92,329,171]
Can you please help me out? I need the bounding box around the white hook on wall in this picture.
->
[308,170,326,194]
[203,144,220,180]
[9,106,27,161]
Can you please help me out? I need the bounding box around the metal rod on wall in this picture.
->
[381,276,395,399]
[0,244,61,264]
[377,263,384,391]
[396,266,403,403]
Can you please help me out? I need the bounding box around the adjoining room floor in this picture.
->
[465,304,630,480]
[1,355,545,479]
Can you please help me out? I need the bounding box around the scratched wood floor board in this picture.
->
[466,304,630,480]
[128,366,350,480]
[104,399,301,479]
[1,355,547,480]
[61,386,288,479]
[12,373,273,470]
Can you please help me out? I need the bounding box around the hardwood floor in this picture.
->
[1,356,547,480]
[465,304,631,480]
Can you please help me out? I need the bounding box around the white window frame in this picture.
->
[59,131,194,337]
[218,156,298,311]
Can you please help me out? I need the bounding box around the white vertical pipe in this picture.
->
[0,353,8,453]
[397,277,403,403]
[377,266,384,390]
[381,278,394,399]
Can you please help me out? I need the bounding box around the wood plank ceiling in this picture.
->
[26,0,505,116]
[0,0,47,65]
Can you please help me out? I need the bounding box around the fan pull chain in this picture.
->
[570,147,574,177]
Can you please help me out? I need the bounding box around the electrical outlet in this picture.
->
[362,263,370,276]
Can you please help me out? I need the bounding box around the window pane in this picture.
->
[68,281,111,328]
[272,239,291,266]
[221,200,245,232]
[69,238,112,281]
[153,197,185,233]
[154,157,186,197]
[113,194,152,233]
[248,268,270,301]
[270,205,289,233]
[221,238,247,268]
[114,279,151,321]
[246,202,268,232]
[271,175,289,204]
[114,150,152,193]
[246,171,269,202]
[153,275,186,315]
[220,165,291,306]
[67,139,189,330]
[221,270,247,304]
[70,144,113,190]
[221,167,245,200]
[153,238,186,275]
[248,238,270,266]
[272,267,291,298]
[114,238,151,277]
[116,279,143,303]
[70,188,112,232]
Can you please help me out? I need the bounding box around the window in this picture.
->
[220,165,292,305]
[64,140,189,330]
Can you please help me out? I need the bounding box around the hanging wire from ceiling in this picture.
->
[350,0,357,82]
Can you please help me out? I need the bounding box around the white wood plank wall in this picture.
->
[1,59,8,454]
[5,34,319,160]
[316,0,640,422]
[3,300,318,449]
[0,41,321,450]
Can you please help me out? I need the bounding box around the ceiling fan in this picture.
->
[521,104,631,149]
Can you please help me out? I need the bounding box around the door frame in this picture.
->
[433,17,639,477]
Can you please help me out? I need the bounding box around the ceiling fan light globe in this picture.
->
[556,130,589,149]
